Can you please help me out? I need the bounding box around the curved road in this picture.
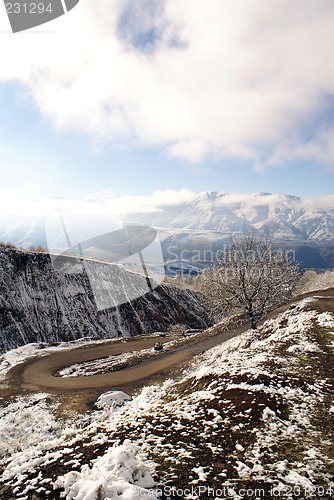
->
[6,324,248,392]
[2,288,334,415]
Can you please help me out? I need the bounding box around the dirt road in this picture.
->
[4,323,248,392]
[1,288,333,416]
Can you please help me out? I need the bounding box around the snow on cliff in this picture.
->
[0,246,209,353]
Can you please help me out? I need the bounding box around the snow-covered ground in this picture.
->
[0,338,114,381]
[0,393,62,458]
[1,296,334,499]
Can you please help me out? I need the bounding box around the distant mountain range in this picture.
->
[0,192,333,270]
[128,191,334,241]
[146,191,334,271]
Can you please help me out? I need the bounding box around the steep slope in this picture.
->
[166,192,253,233]
[0,246,209,353]
[1,294,333,499]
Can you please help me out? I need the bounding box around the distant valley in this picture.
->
[0,192,333,271]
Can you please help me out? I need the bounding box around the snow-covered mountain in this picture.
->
[158,192,334,241]
[2,192,334,243]
[0,192,333,268]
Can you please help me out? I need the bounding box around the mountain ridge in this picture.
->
[0,191,333,269]
[160,191,334,241]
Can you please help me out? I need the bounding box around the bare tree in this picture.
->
[295,268,334,295]
[202,234,300,328]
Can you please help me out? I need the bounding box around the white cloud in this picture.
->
[0,188,196,217]
[215,192,334,211]
[1,0,334,168]
[303,194,334,210]
[0,188,333,219]
[24,183,40,191]
[149,188,195,206]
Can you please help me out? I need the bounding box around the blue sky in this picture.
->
[1,82,333,202]
[0,0,334,206]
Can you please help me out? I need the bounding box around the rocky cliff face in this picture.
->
[0,246,209,353]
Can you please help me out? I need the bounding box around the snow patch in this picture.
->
[95,391,132,410]
[0,394,61,458]
[55,440,156,500]
[287,343,323,354]
[191,466,208,482]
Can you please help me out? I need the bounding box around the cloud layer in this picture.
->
[1,0,334,168]
[1,189,334,218]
